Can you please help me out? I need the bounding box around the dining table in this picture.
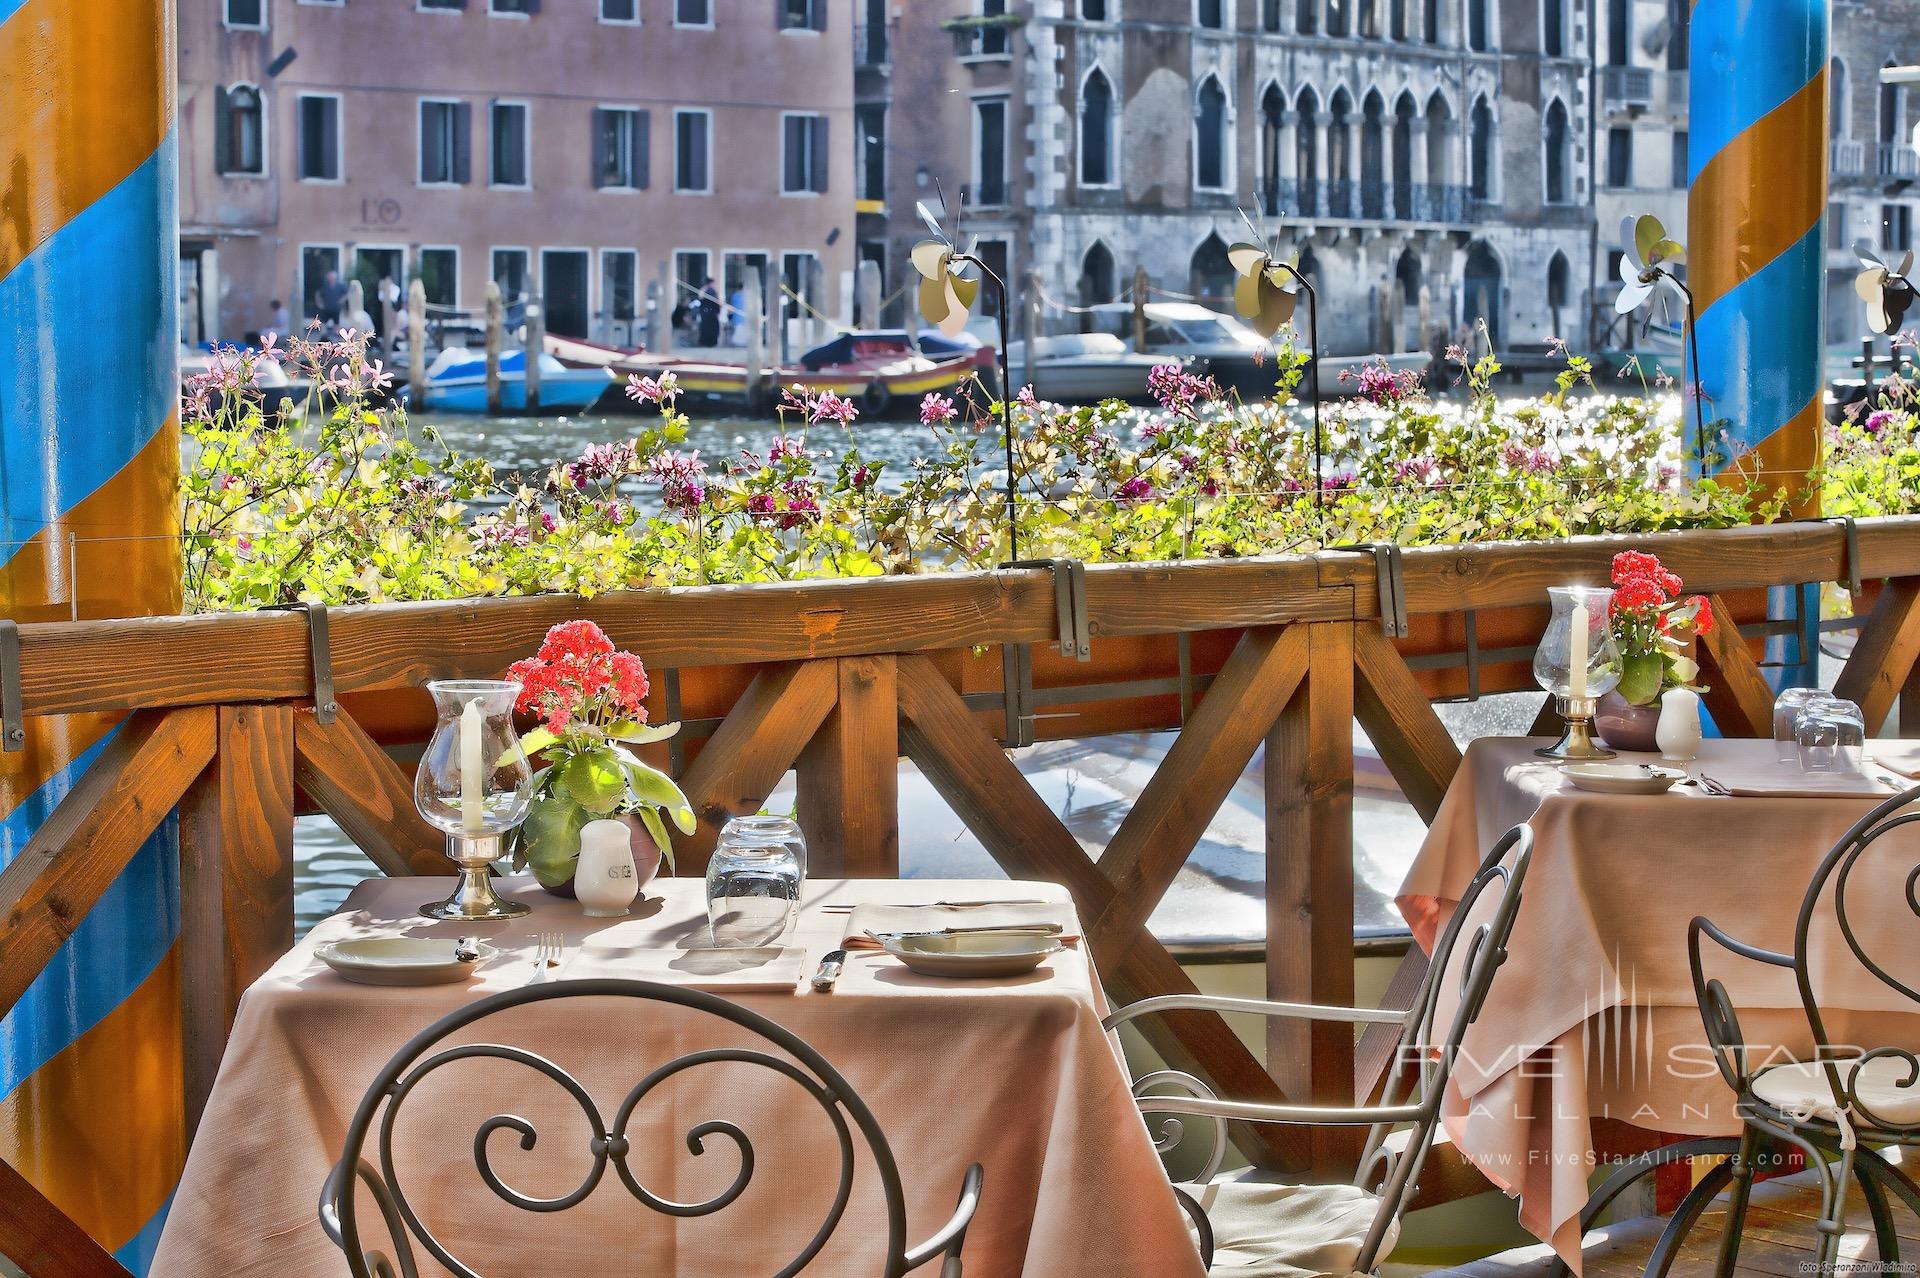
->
[150,874,1205,1277]
[1398,735,1920,1274]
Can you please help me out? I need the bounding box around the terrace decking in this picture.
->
[1423,1161,1919,1278]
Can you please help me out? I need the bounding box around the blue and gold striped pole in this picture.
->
[0,0,185,1266]
[1689,0,1828,685]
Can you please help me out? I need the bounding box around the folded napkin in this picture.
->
[840,901,1079,952]
[558,941,808,992]
[1869,743,1920,780]
[1696,767,1896,799]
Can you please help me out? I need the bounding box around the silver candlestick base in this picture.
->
[1535,695,1617,761]
[420,833,530,921]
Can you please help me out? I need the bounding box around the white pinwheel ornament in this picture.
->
[910,201,981,339]
[1853,240,1916,336]
[1614,214,1688,316]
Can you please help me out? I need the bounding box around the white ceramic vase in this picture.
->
[574,818,640,917]
[1655,687,1703,762]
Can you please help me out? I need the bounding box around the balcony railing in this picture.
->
[1666,71,1689,113]
[1834,138,1866,177]
[1417,183,1469,222]
[1258,178,1468,224]
[1327,178,1354,218]
[1878,143,1920,179]
[1603,66,1654,111]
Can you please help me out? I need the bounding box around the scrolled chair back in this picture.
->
[1791,783,1920,1137]
[1354,825,1535,1222]
[318,978,981,1278]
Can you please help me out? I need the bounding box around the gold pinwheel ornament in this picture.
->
[911,202,980,339]
[1614,214,1687,316]
[1853,240,1916,336]
[1226,242,1304,339]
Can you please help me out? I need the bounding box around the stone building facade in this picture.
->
[1825,0,1920,345]
[179,0,856,345]
[859,0,1596,356]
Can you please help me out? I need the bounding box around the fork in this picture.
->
[530,932,564,982]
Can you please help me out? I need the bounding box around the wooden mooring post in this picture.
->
[525,276,544,414]
[857,257,882,329]
[407,278,427,407]
[1131,265,1149,352]
[484,281,504,416]
[744,267,766,413]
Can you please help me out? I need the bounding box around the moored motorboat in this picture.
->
[595,330,994,417]
[419,348,613,414]
[1004,332,1170,403]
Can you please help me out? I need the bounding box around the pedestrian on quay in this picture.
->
[266,299,291,342]
[696,278,721,348]
[314,269,348,326]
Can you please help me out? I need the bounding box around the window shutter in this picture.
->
[322,100,341,179]
[810,0,826,30]
[774,0,786,27]
[452,102,472,184]
[810,118,828,192]
[591,109,607,187]
[634,110,651,188]
[214,86,234,173]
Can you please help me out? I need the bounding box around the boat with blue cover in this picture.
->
[419,347,613,413]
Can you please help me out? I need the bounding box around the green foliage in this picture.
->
[180,327,1909,615]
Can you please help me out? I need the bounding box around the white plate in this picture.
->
[879,932,1063,979]
[1561,763,1687,795]
[317,937,496,986]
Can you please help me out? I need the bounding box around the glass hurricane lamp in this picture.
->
[414,679,534,920]
[1533,586,1623,760]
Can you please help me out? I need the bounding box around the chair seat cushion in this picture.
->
[1190,1171,1399,1277]
[1750,1056,1920,1129]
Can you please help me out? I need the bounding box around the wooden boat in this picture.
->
[550,331,995,417]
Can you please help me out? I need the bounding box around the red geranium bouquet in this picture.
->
[504,621,694,887]
[1609,551,1711,706]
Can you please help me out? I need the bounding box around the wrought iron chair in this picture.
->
[317,978,984,1278]
[1689,784,1920,1276]
[1103,824,1535,1275]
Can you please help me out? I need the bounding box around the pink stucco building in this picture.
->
[178,0,855,346]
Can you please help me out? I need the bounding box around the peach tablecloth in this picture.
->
[1398,736,1920,1273]
[152,876,1203,1277]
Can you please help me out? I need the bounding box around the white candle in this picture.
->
[1568,599,1590,700]
[459,696,485,834]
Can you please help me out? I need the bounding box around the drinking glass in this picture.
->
[1772,687,1827,763]
[720,814,809,888]
[1796,704,1866,773]
[706,830,802,947]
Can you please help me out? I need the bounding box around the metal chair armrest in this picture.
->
[1103,993,1409,1034]
[318,1159,419,1278]
[1688,915,1785,1094]
[1137,1093,1426,1128]
[901,1162,984,1274]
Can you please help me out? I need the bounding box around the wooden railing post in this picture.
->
[796,655,899,875]
[180,703,296,1135]
[1266,620,1357,1172]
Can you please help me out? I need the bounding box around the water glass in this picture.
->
[1773,687,1827,763]
[706,830,802,947]
[720,814,808,888]
[1796,704,1866,773]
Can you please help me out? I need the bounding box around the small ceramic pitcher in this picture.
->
[575,818,640,918]
[1655,686,1703,762]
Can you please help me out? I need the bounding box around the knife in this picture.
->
[811,949,848,993]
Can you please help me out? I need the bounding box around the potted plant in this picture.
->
[1594,550,1711,751]
[504,620,695,893]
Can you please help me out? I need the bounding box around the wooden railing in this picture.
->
[7,517,1920,1272]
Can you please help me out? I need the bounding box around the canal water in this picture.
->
[292,406,1547,943]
